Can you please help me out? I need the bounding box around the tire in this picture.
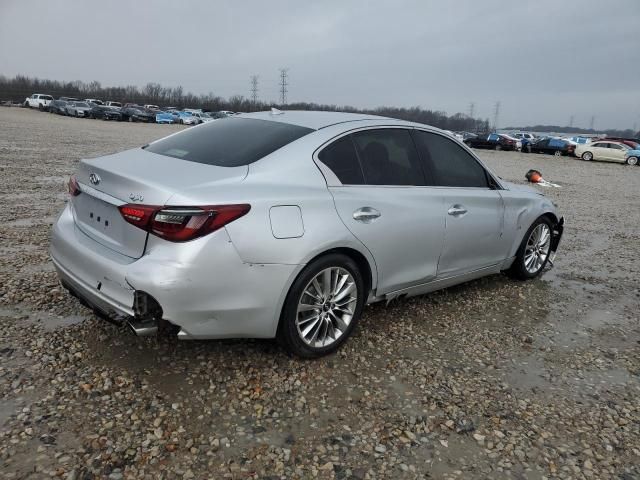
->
[495,145,502,151]
[525,145,532,153]
[129,116,134,123]
[277,253,366,358]
[582,151,593,161]
[179,119,184,125]
[507,216,553,280]
[625,156,638,166]
[554,150,562,157]
[38,104,44,111]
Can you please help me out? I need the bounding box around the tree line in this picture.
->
[5,74,635,137]
[0,74,492,133]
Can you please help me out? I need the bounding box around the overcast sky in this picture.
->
[1,0,638,130]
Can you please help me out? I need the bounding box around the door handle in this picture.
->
[353,207,381,223]
[447,205,468,216]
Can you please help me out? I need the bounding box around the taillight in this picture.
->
[119,204,159,229]
[68,174,81,196]
[118,204,250,242]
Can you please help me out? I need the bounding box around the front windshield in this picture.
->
[76,102,89,107]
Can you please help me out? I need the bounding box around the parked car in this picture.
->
[121,105,155,123]
[24,93,53,110]
[526,137,575,156]
[48,99,68,115]
[90,104,123,121]
[563,136,591,146]
[464,133,521,151]
[85,98,104,105]
[144,104,160,111]
[173,111,199,125]
[51,111,564,358]
[66,101,93,117]
[155,111,176,124]
[59,97,79,103]
[190,111,215,124]
[575,141,639,165]
[105,101,122,108]
[512,132,536,142]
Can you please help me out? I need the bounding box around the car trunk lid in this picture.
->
[71,148,248,258]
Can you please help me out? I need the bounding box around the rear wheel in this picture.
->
[554,150,562,157]
[129,116,134,123]
[508,217,553,280]
[625,156,638,166]
[38,104,44,111]
[495,145,502,151]
[582,151,593,161]
[277,254,365,358]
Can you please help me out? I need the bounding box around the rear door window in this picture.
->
[145,117,313,167]
[413,130,489,188]
[317,136,364,185]
[351,129,425,186]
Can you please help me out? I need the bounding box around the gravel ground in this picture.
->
[1,107,639,479]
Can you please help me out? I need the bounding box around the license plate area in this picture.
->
[71,194,147,258]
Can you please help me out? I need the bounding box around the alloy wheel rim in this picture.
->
[524,224,551,274]
[627,157,638,166]
[296,267,358,348]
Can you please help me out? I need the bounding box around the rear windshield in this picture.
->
[144,117,313,167]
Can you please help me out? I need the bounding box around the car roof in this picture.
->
[238,110,391,130]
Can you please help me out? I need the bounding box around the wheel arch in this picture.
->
[304,247,374,298]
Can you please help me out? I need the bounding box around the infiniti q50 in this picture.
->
[50,110,564,357]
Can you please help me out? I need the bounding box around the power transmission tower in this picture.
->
[468,102,475,119]
[492,101,500,131]
[569,115,574,128]
[589,116,595,130]
[250,75,259,105]
[279,68,288,105]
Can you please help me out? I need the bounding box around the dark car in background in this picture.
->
[90,104,123,121]
[120,105,156,122]
[464,133,520,151]
[526,138,575,156]
[49,99,68,115]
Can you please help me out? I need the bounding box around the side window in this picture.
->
[351,129,425,186]
[609,143,623,150]
[317,136,365,185]
[413,130,489,188]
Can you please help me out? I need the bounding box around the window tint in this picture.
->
[317,136,364,185]
[351,129,425,186]
[413,130,489,188]
[145,117,313,167]
[609,143,623,150]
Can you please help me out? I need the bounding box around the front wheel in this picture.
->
[625,156,638,166]
[582,151,593,161]
[277,254,365,358]
[508,217,553,280]
[554,150,562,157]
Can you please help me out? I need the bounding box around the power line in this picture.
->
[250,75,259,105]
[492,101,500,131]
[279,68,288,105]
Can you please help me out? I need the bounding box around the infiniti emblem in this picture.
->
[89,173,101,185]
[129,193,144,202]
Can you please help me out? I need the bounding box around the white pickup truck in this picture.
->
[24,94,53,110]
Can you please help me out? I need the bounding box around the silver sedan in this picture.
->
[50,111,564,357]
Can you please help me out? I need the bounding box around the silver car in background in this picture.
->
[66,101,93,117]
[50,111,564,357]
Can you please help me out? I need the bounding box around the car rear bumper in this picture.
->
[50,203,300,339]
